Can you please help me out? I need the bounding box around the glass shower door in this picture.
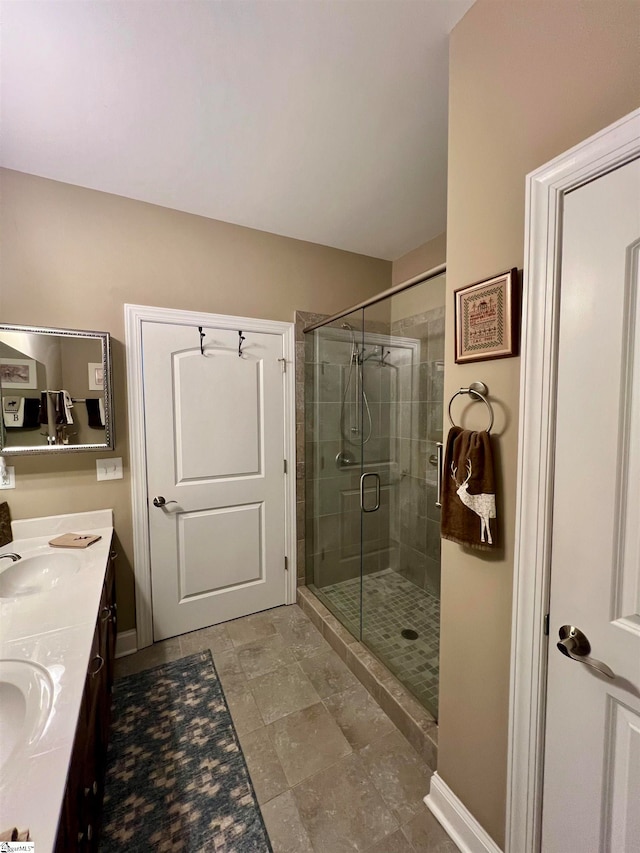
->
[361,275,445,718]
[303,272,445,717]
[304,308,364,637]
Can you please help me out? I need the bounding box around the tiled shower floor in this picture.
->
[313,569,440,716]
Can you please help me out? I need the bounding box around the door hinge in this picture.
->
[544,613,550,636]
[278,357,287,373]
[284,556,289,571]
[284,459,288,474]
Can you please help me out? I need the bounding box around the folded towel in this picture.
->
[49,532,102,549]
[441,426,497,550]
[0,826,30,841]
[86,398,104,429]
[2,396,25,428]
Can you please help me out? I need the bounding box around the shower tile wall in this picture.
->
[389,306,444,596]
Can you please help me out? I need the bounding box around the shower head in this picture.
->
[342,322,353,330]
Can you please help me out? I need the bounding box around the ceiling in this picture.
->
[0,0,474,260]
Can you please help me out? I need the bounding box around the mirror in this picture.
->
[0,324,114,454]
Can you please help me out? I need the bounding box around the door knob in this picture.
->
[153,496,177,508]
[556,625,615,679]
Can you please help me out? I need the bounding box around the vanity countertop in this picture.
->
[0,509,114,852]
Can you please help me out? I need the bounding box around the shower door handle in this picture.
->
[435,442,443,508]
[360,472,380,512]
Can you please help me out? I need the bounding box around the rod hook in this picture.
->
[198,326,205,356]
[238,330,246,357]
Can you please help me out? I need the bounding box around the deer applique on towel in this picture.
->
[451,459,496,544]
[441,426,497,551]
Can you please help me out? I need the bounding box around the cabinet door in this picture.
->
[104,554,116,691]
[55,542,116,852]
[56,690,91,852]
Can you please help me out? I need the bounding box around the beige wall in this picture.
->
[440,1,640,847]
[390,273,446,325]
[0,168,390,631]
[391,231,446,286]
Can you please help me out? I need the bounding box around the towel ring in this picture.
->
[448,381,494,433]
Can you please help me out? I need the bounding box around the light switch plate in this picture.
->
[96,458,123,481]
[0,467,15,489]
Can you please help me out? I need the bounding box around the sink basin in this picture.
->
[0,552,81,598]
[0,659,54,774]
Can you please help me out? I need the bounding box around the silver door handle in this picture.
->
[556,625,615,679]
[360,472,380,513]
[435,442,443,508]
[153,496,177,508]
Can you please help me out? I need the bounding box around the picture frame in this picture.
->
[454,268,519,363]
[0,357,37,389]
[88,362,104,391]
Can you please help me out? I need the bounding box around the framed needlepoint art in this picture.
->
[454,268,520,363]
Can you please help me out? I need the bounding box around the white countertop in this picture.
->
[0,509,114,852]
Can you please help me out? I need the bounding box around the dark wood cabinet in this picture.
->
[55,550,116,852]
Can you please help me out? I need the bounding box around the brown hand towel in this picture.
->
[85,398,103,429]
[441,426,497,550]
[39,391,49,425]
[0,501,12,547]
[55,391,66,425]
[23,397,41,429]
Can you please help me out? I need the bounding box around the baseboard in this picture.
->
[115,629,138,658]
[425,772,503,853]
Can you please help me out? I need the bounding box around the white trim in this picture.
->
[506,108,640,853]
[115,629,138,658]
[281,317,298,607]
[426,773,502,853]
[125,304,297,650]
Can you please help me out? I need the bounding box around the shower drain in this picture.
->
[401,628,419,641]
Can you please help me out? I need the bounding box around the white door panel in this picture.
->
[178,503,264,596]
[142,321,286,640]
[542,158,640,852]
[173,350,262,480]
[608,698,640,852]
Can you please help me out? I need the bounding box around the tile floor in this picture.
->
[315,569,440,715]
[114,604,458,853]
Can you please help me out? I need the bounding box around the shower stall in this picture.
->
[303,270,445,719]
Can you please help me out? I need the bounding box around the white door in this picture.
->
[142,320,287,640]
[541,158,640,851]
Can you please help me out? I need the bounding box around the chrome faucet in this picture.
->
[0,553,21,563]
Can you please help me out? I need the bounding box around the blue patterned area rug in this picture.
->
[100,650,272,852]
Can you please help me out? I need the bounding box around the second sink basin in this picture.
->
[0,552,82,598]
[0,659,54,777]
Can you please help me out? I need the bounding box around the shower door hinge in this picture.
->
[544,613,550,636]
[284,555,289,571]
[284,459,288,474]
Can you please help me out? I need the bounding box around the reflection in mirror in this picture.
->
[0,325,113,454]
